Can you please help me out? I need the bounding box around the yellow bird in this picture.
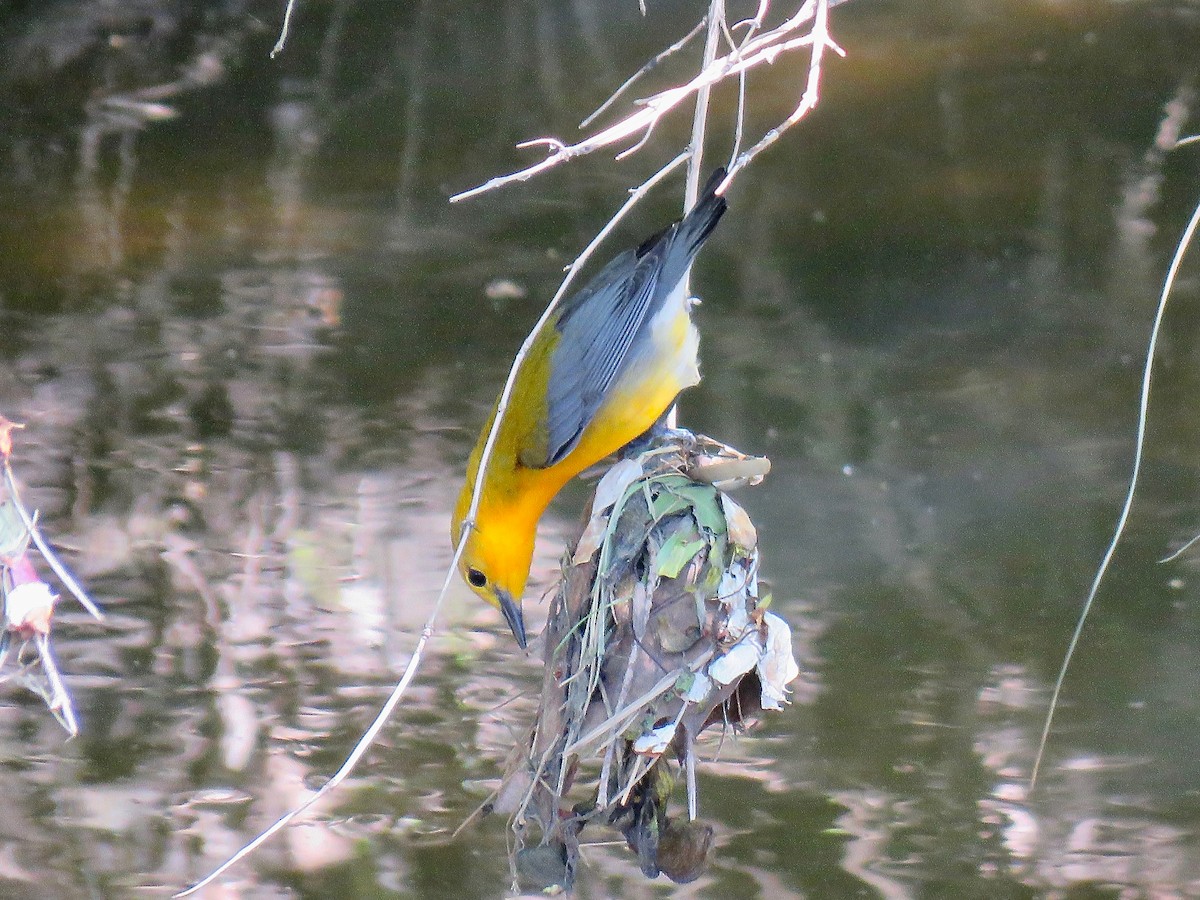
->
[452,170,728,647]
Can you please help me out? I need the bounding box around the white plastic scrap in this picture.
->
[682,672,712,704]
[5,581,56,635]
[632,721,679,755]
[706,613,801,711]
[757,613,801,710]
[708,632,763,685]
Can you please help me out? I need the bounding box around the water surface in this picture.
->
[1,1,1199,897]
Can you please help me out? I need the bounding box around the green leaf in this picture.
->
[647,475,691,520]
[647,477,725,537]
[679,485,726,535]
[656,533,706,578]
[649,491,689,520]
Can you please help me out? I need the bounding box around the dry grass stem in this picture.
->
[1032,128,1200,788]
[271,0,299,58]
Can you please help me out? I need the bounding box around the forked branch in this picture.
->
[451,0,845,203]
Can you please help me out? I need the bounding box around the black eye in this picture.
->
[467,567,487,588]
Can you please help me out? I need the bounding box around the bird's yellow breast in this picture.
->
[452,291,699,603]
[565,287,699,468]
[453,167,727,629]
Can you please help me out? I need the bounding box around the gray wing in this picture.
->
[534,249,662,467]
[524,170,729,469]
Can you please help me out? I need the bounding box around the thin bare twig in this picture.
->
[271,0,300,58]
[1030,193,1200,789]
[451,4,843,204]
[2,463,103,621]
[686,0,725,209]
[34,633,78,736]
[614,120,660,161]
[721,0,844,190]
[580,20,708,130]
[725,2,769,166]
[670,0,725,432]
[175,543,465,896]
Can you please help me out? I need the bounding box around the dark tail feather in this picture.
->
[635,168,729,261]
[678,166,728,257]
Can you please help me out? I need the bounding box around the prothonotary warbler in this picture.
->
[452,169,729,648]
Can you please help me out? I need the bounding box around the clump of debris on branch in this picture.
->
[487,431,798,891]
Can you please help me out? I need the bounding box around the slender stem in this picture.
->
[1030,195,1200,789]
[686,2,725,211]
[450,18,830,203]
[668,0,725,432]
[271,0,299,58]
[175,542,470,897]
[580,20,707,130]
[3,462,103,620]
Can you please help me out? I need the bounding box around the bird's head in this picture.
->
[451,490,533,649]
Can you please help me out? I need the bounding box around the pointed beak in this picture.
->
[497,589,527,649]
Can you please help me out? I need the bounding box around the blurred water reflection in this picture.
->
[0,0,1199,897]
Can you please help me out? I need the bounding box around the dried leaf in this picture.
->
[573,512,609,564]
[591,458,644,518]
[654,604,701,654]
[657,820,715,884]
[689,455,771,489]
[720,494,757,552]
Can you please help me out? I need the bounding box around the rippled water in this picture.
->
[1,1,1199,897]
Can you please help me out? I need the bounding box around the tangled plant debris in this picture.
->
[0,416,104,737]
[490,430,797,891]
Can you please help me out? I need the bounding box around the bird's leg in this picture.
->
[620,403,695,458]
